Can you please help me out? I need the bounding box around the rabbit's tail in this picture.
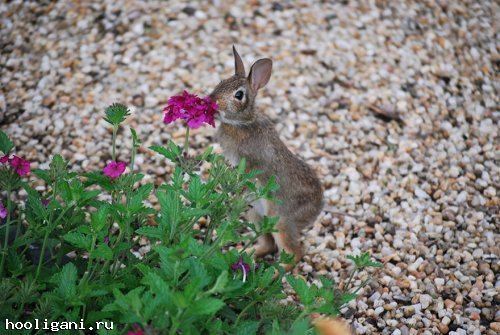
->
[313,317,353,335]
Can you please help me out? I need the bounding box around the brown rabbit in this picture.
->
[209,46,323,269]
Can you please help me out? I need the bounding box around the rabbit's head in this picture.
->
[210,46,272,126]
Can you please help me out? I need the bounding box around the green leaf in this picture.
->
[149,143,180,162]
[340,292,358,305]
[32,169,51,184]
[130,127,141,147]
[142,271,170,294]
[158,188,181,242]
[92,243,113,260]
[0,130,14,154]
[24,185,47,220]
[63,231,92,250]
[286,275,312,305]
[261,175,280,199]
[54,263,78,300]
[136,226,163,239]
[259,267,276,288]
[207,271,228,294]
[347,252,383,269]
[131,183,153,203]
[289,318,311,335]
[235,321,260,335]
[198,146,213,161]
[49,154,68,180]
[237,157,247,174]
[104,103,130,125]
[189,297,224,316]
[91,205,109,232]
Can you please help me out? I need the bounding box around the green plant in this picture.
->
[0,104,381,335]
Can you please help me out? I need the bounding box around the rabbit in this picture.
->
[209,46,323,270]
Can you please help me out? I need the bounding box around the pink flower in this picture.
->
[163,91,218,129]
[103,161,127,179]
[231,257,251,282]
[127,324,145,335]
[0,201,7,219]
[0,155,9,164]
[9,155,30,176]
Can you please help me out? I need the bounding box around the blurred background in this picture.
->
[1,1,498,334]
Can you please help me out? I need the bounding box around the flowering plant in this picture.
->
[163,90,217,129]
[0,154,30,176]
[103,161,127,179]
[0,102,380,335]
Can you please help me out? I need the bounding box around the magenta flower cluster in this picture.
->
[163,91,218,129]
[0,155,31,176]
[0,201,7,219]
[103,161,127,179]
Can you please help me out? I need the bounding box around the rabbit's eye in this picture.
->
[234,90,244,101]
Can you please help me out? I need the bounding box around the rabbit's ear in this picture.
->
[248,58,272,91]
[233,45,245,76]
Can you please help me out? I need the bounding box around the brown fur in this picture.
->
[209,47,323,267]
[313,318,353,335]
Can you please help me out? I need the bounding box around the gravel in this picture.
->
[1,1,498,334]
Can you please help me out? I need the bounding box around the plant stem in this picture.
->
[183,127,190,156]
[35,226,50,281]
[169,310,184,335]
[111,229,124,277]
[344,267,358,291]
[352,278,371,295]
[112,125,118,161]
[34,203,74,282]
[80,235,97,286]
[0,187,12,277]
[130,144,136,173]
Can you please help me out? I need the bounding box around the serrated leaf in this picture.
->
[286,275,312,305]
[235,321,260,335]
[0,130,14,154]
[189,297,224,316]
[32,169,51,184]
[92,243,113,260]
[49,154,68,180]
[158,188,181,242]
[149,145,178,161]
[142,271,170,294]
[208,271,228,294]
[259,267,276,287]
[63,231,92,250]
[104,103,130,125]
[91,205,109,232]
[54,263,78,300]
[347,252,382,269]
[131,183,153,203]
[289,318,311,335]
[136,226,162,239]
[130,127,141,147]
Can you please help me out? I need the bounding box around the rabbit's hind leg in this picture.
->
[253,233,277,257]
[246,201,277,258]
[245,233,277,258]
[272,219,303,272]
